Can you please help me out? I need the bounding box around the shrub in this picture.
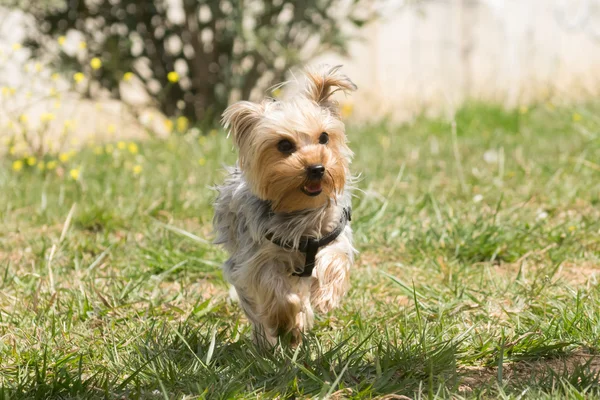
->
[23,0,374,125]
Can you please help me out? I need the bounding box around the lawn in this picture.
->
[1,102,600,399]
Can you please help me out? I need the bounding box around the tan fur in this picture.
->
[216,65,357,346]
[222,94,353,213]
[311,251,352,313]
[304,65,358,117]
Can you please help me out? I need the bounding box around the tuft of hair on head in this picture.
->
[303,65,357,116]
[221,101,264,152]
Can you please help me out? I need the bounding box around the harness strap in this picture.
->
[265,207,352,277]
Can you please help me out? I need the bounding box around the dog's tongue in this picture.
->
[304,183,322,193]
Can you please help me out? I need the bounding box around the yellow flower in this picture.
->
[176,116,189,133]
[69,168,80,180]
[1,87,15,97]
[79,41,87,49]
[18,114,28,124]
[167,71,179,83]
[105,144,114,153]
[34,62,43,72]
[57,36,66,46]
[51,73,60,81]
[11,43,22,51]
[59,153,70,163]
[272,88,282,97]
[519,105,528,115]
[123,72,134,81]
[341,103,354,118]
[93,146,103,155]
[133,164,142,175]
[73,72,85,83]
[25,91,32,99]
[46,160,57,170]
[40,113,56,123]
[9,146,16,155]
[117,141,126,150]
[68,149,77,157]
[90,57,102,70]
[127,142,138,154]
[164,119,174,132]
[198,136,206,145]
[12,160,23,171]
[572,113,582,122]
[26,156,37,166]
[107,124,116,135]
[198,157,206,166]
[37,161,45,171]
[54,100,61,109]
[63,120,75,130]
[210,129,218,137]
[568,225,576,232]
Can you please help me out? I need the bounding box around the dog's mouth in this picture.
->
[302,182,323,197]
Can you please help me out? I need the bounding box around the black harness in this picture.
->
[265,207,352,277]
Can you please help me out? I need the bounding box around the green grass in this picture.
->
[2,101,600,399]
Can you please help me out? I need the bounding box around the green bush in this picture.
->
[23,0,373,125]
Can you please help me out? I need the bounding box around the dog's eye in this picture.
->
[277,139,295,154]
[319,132,329,145]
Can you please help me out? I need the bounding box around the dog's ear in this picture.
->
[303,65,357,115]
[222,101,264,151]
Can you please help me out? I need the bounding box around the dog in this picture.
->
[213,65,357,346]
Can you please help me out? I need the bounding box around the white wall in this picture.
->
[322,0,600,121]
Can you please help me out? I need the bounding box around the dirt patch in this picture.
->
[478,256,600,289]
[556,262,600,286]
[459,352,600,393]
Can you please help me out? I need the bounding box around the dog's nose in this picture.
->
[307,164,325,179]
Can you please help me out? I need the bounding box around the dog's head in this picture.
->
[222,65,356,213]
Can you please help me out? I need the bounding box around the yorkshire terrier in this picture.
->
[214,65,357,346]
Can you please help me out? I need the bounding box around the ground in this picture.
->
[1,102,600,399]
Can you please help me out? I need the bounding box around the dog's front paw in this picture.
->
[311,252,351,313]
[311,281,345,313]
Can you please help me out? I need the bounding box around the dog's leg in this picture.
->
[255,266,302,345]
[228,257,315,346]
[224,259,275,346]
[234,289,269,345]
[240,264,313,346]
[311,246,353,314]
[295,279,314,340]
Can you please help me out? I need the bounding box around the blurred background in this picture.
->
[1,0,600,153]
